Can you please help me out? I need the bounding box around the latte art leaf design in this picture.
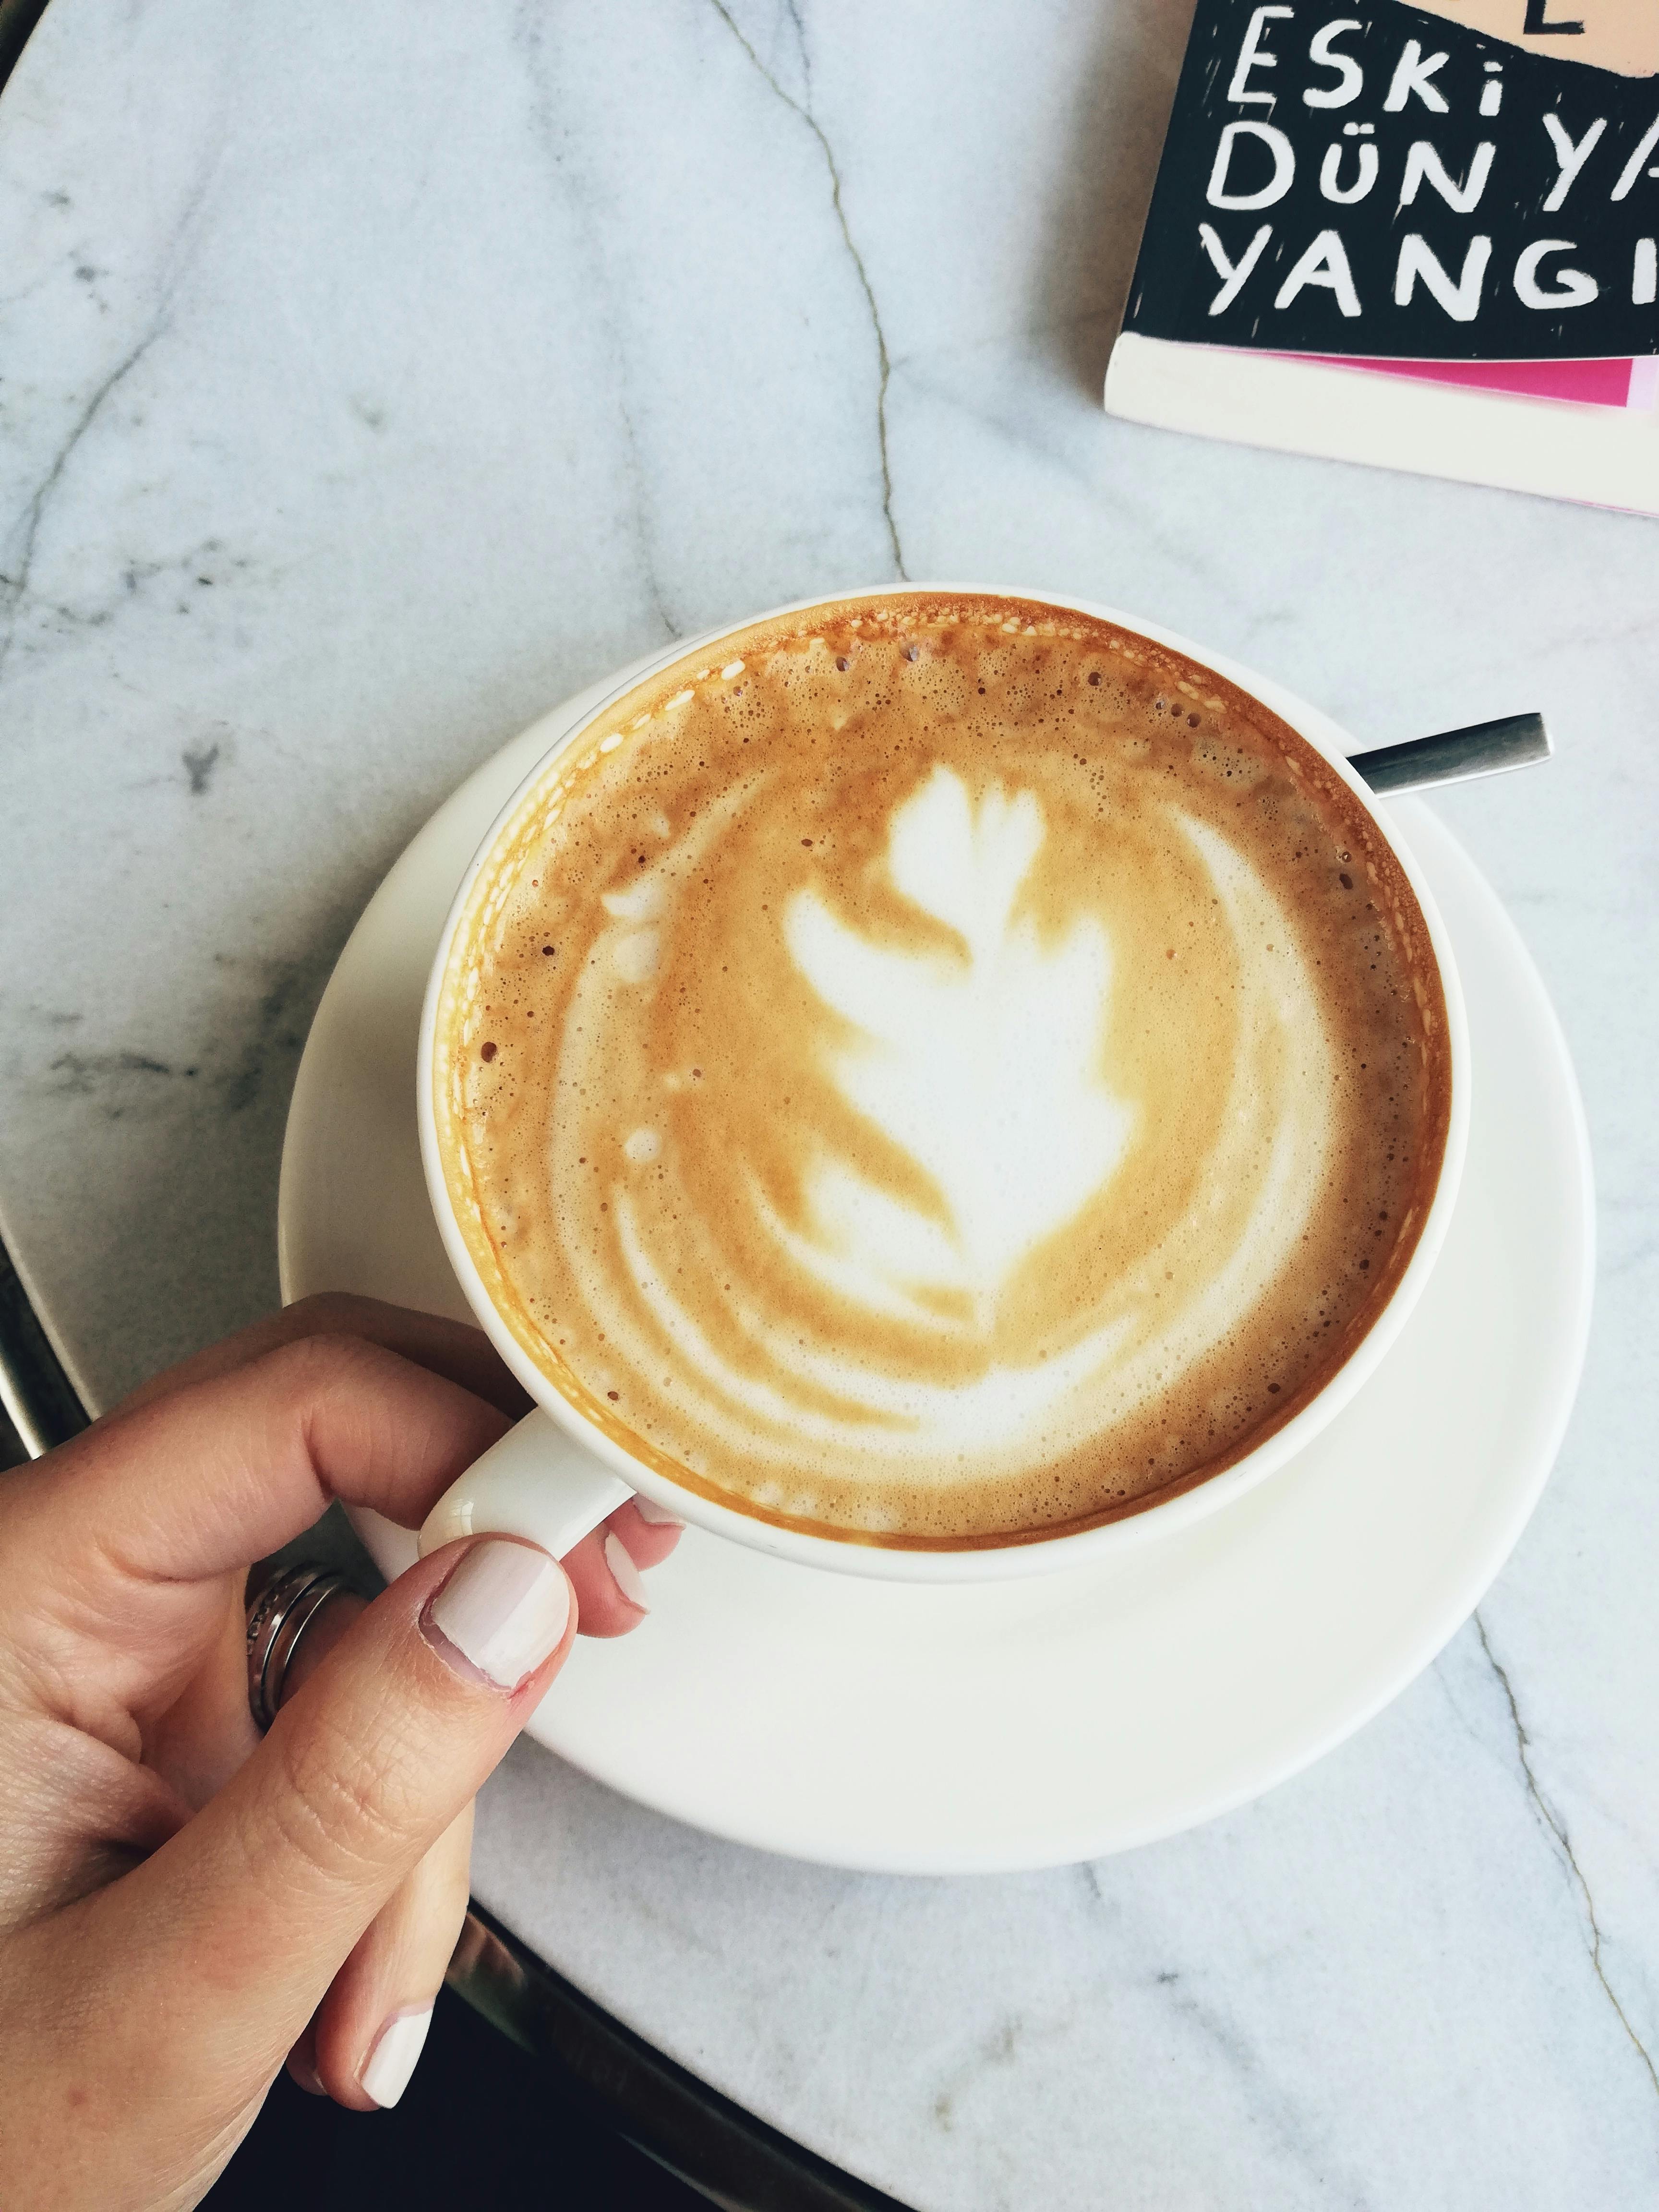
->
[783,767,1135,1322]
[579,769,1331,1467]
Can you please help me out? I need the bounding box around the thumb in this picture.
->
[78,1537,571,2125]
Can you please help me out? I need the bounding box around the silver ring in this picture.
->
[246,1564,354,1732]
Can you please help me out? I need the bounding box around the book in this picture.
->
[1105,0,1659,512]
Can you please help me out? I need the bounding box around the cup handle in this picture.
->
[417,1408,635,1561]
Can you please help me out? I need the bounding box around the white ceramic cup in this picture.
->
[415,587,1470,1583]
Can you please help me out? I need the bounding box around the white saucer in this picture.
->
[278,667,1594,1875]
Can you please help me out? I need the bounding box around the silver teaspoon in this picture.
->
[1349,710,1551,798]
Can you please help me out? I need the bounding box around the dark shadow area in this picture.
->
[203,1986,709,2212]
[0,1396,27,1470]
[0,0,51,101]
[1032,0,1198,397]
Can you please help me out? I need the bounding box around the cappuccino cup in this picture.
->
[416,589,1468,1583]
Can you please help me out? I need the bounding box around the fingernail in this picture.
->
[604,1530,649,1613]
[359,2004,433,2109]
[424,1539,570,1689]
[633,1494,684,1528]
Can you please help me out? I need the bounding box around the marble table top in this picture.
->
[3,1,1657,2203]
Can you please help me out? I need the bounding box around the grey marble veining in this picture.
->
[1,2,1656,2204]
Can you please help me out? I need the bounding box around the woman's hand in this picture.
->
[0,1294,679,2212]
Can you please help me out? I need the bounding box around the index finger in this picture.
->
[110,1294,532,1422]
[0,1334,510,1616]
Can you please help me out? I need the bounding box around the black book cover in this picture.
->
[1123,0,1659,361]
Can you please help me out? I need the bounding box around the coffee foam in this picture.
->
[435,596,1451,1547]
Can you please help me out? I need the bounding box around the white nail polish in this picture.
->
[426,1540,570,1689]
[633,1494,684,1528]
[604,1530,649,1612]
[360,2004,433,2108]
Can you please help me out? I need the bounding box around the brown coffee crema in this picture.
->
[434,595,1451,1547]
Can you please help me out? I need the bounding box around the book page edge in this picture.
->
[1104,334,1659,518]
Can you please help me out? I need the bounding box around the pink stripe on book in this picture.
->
[1282,353,1643,410]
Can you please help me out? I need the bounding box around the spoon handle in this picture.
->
[1350,711,1551,797]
